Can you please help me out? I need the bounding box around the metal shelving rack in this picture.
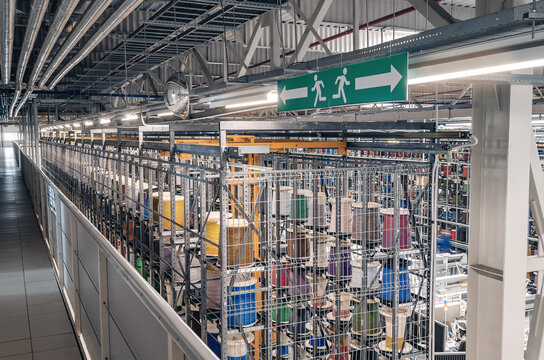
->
[37,120,464,360]
[436,148,470,251]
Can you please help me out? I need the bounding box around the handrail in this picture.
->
[16,143,219,360]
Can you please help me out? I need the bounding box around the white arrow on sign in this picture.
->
[279,86,308,104]
[354,65,403,93]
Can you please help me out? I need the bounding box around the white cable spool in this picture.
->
[305,191,327,228]
[307,232,330,267]
[271,186,292,216]
[225,333,255,359]
[328,197,355,233]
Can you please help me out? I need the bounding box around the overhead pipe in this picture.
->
[13,0,80,117]
[39,0,114,88]
[48,0,145,90]
[1,0,16,85]
[9,0,50,118]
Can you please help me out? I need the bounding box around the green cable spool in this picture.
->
[272,297,290,323]
[136,258,149,280]
[290,193,309,221]
[353,298,381,335]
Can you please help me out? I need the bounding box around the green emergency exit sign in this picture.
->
[277,53,408,112]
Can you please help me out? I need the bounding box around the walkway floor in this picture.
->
[0,147,83,360]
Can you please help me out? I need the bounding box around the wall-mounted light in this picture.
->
[157,111,174,117]
[73,122,81,127]
[99,118,111,125]
[84,120,93,126]
[408,58,544,85]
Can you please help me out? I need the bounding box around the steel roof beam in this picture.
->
[406,0,456,28]
[289,0,334,64]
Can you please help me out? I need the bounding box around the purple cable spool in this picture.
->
[288,268,311,298]
[328,242,352,278]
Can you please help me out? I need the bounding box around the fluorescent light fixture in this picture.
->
[84,120,93,126]
[157,111,174,117]
[99,118,111,124]
[122,114,138,121]
[224,91,278,109]
[408,58,544,85]
[73,122,80,127]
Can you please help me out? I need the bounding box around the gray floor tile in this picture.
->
[26,292,62,307]
[0,315,30,343]
[27,301,66,316]
[33,346,81,360]
[0,305,28,321]
[29,316,72,338]
[0,339,31,358]
[0,148,81,359]
[0,353,33,360]
[31,333,77,353]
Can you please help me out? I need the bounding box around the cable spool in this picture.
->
[381,208,411,249]
[287,267,311,298]
[225,332,255,360]
[329,292,352,321]
[224,218,253,267]
[290,189,310,222]
[352,202,381,246]
[353,297,381,336]
[307,232,329,268]
[124,177,137,210]
[366,261,381,290]
[306,191,327,228]
[152,193,185,230]
[205,265,221,310]
[272,295,290,324]
[203,211,232,257]
[206,321,221,358]
[328,197,355,234]
[307,274,328,307]
[380,258,412,304]
[227,275,257,327]
[287,225,310,259]
[306,321,330,349]
[288,302,310,335]
[175,250,202,285]
[135,182,150,216]
[272,258,291,287]
[351,259,364,288]
[328,241,352,278]
[380,306,412,352]
[272,186,292,217]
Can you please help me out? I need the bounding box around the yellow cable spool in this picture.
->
[204,211,232,256]
[152,193,185,230]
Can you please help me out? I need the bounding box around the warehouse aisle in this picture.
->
[0,148,83,360]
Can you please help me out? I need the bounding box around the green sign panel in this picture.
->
[277,53,408,112]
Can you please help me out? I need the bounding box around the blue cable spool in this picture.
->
[288,304,310,335]
[308,334,327,348]
[206,321,221,358]
[227,277,257,327]
[380,258,412,303]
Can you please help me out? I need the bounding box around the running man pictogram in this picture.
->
[333,67,350,103]
[311,74,326,107]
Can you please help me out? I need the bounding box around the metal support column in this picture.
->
[32,100,39,165]
[269,9,282,69]
[352,0,360,50]
[467,78,532,359]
